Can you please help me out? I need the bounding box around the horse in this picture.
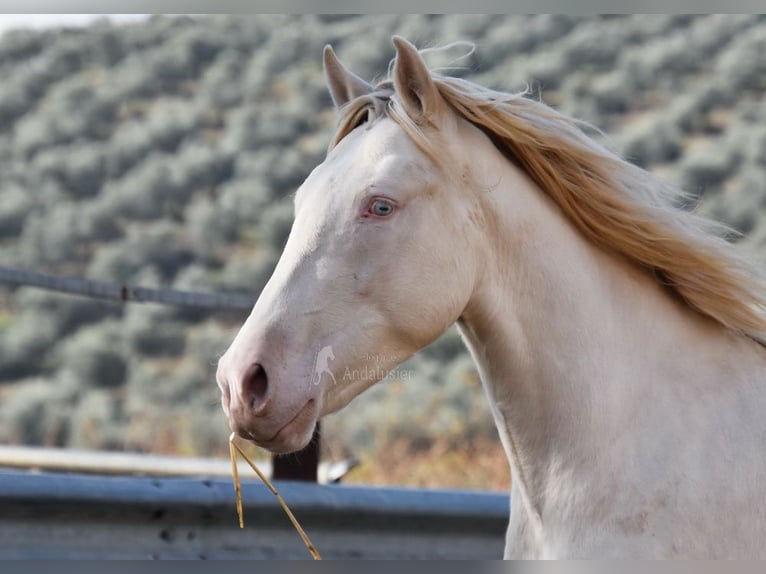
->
[216,37,766,558]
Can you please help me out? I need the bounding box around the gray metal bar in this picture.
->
[0,469,508,559]
[0,445,272,479]
[0,265,256,310]
[0,445,361,484]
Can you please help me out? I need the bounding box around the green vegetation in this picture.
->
[0,16,765,473]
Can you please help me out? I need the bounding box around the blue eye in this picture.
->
[369,199,395,217]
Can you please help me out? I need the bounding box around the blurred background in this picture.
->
[0,14,764,491]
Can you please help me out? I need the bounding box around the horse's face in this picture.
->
[216,38,481,453]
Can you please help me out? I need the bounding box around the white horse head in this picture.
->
[218,37,766,557]
[216,38,482,453]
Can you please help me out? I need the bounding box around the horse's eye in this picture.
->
[369,198,395,217]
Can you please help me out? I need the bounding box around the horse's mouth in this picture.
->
[242,399,317,454]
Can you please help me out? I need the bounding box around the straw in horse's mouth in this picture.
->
[229,433,322,559]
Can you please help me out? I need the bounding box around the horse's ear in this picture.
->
[392,36,445,124]
[323,45,373,109]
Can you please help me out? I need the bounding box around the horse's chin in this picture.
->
[246,399,319,454]
[256,429,315,455]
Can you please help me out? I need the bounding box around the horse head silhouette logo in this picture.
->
[311,345,337,387]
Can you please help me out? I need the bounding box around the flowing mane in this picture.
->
[330,57,766,344]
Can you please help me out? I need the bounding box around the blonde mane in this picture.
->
[330,59,766,344]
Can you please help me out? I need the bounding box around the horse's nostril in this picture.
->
[243,363,269,413]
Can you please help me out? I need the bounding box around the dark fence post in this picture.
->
[271,420,320,482]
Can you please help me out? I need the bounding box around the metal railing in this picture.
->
[0,468,509,559]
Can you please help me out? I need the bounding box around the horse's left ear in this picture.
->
[392,36,445,124]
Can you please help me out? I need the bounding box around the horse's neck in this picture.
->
[457,154,762,537]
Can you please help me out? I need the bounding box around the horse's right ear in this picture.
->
[323,45,373,109]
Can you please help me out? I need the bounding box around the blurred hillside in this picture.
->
[0,15,765,485]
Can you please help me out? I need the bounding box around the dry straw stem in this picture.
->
[228,433,322,560]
